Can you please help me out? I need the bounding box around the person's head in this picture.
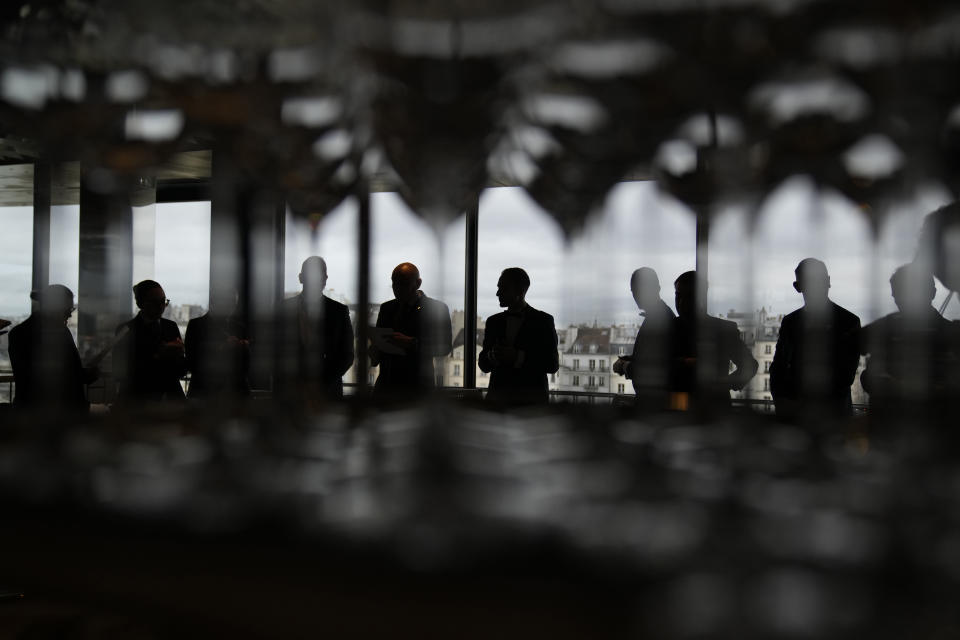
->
[134,279,168,321]
[392,262,422,305]
[793,258,831,307]
[674,271,703,319]
[496,267,530,309]
[31,284,74,323]
[630,267,661,310]
[299,256,328,296]
[890,263,936,313]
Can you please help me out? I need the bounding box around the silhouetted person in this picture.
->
[371,262,452,398]
[279,257,355,399]
[478,268,559,407]
[185,289,250,399]
[860,264,959,407]
[671,271,758,411]
[113,280,187,403]
[613,267,676,412]
[9,285,98,413]
[770,259,861,422]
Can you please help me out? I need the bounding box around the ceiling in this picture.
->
[0,0,957,232]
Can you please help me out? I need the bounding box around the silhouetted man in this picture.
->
[9,285,98,413]
[671,271,758,410]
[770,258,861,422]
[479,268,559,407]
[860,263,959,407]
[279,256,355,399]
[371,262,452,398]
[185,289,250,399]
[613,267,676,411]
[113,279,187,403]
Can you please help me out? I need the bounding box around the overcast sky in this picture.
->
[1,179,957,326]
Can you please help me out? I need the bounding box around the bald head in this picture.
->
[300,256,328,296]
[793,258,830,307]
[392,262,422,304]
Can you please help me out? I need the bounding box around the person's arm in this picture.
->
[338,306,355,376]
[478,317,496,372]
[532,314,560,374]
[370,305,384,366]
[727,326,759,391]
[768,319,789,400]
[184,319,199,374]
[841,316,862,386]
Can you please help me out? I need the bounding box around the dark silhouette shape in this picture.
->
[371,262,452,397]
[278,256,355,399]
[770,258,861,422]
[8,285,98,412]
[613,267,676,412]
[671,271,758,410]
[478,267,559,407]
[185,289,250,399]
[0,318,10,335]
[113,279,187,403]
[860,263,960,406]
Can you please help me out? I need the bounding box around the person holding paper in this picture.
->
[371,262,452,398]
[278,256,354,400]
[113,279,187,404]
[9,284,99,413]
[479,268,559,407]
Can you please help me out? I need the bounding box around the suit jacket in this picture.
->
[373,291,452,396]
[859,306,959,403]
[625,300,675,409]
[278,294,355,398]
[184,313,250,398]
[479,305,559,406]
[9,315,92,412]
[769,301,860,417]
[671,314,758,408]
[113,315,187,403]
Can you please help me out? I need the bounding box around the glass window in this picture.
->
[573,375,579,386]
[764,344,772,354]
[285,194,465,388]
[0,202,33,400]
[154,202,211,333]
[618,383,625,394]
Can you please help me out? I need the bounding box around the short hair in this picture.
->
[500,267,530,292]
[674,270,697,289]
[631,267,660,290]
[133,279,163,304]
[795,258,828,281]
[31,284,73,308]
[890,263,935,296]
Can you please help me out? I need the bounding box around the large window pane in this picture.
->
[478,183,696,397]
[284,193,464,387]
[154,201,211,334]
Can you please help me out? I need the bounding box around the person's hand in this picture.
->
[389,332,417,352]
[159,338,185,359]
